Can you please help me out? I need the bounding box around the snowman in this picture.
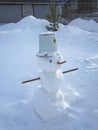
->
[33,32,69,122]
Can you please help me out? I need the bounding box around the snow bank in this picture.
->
[69,18,98,32]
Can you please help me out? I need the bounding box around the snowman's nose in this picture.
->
[57,61,66,64]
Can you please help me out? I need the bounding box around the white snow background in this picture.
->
[0,16,98,130]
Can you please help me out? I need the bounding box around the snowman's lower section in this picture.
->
[33,87,69,122]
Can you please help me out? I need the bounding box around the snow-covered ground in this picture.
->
[0,16,98,130]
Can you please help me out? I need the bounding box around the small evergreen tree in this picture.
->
[46,0,61,31]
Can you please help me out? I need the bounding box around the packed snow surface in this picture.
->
[0,16,98,130]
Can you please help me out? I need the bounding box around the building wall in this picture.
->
[22,4,34,17]
[0,1,98,23]
[0,4,22,23]
[34,4,49,19]
[97,0,98,8]
[0,4,49,23]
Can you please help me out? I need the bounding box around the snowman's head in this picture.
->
[37,32,66,72]
[37,51,66,72]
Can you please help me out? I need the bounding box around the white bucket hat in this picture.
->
[37,32,58,57]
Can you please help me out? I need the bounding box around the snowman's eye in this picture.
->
[49,60,52,62]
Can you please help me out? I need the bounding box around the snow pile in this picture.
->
[69,18,98,32]
[0,16,98,130]
[0,16,49,31]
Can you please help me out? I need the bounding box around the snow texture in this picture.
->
[0,16,98,130]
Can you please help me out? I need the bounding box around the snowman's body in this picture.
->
[33,33,68,122]
[39,69,63,95]
[37,51,64,95]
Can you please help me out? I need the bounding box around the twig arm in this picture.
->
[21,67,79,84]
[22,77,40,84]
[63,68,78,74]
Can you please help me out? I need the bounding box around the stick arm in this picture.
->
[22,77,40,84]
[21,68,79,84]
